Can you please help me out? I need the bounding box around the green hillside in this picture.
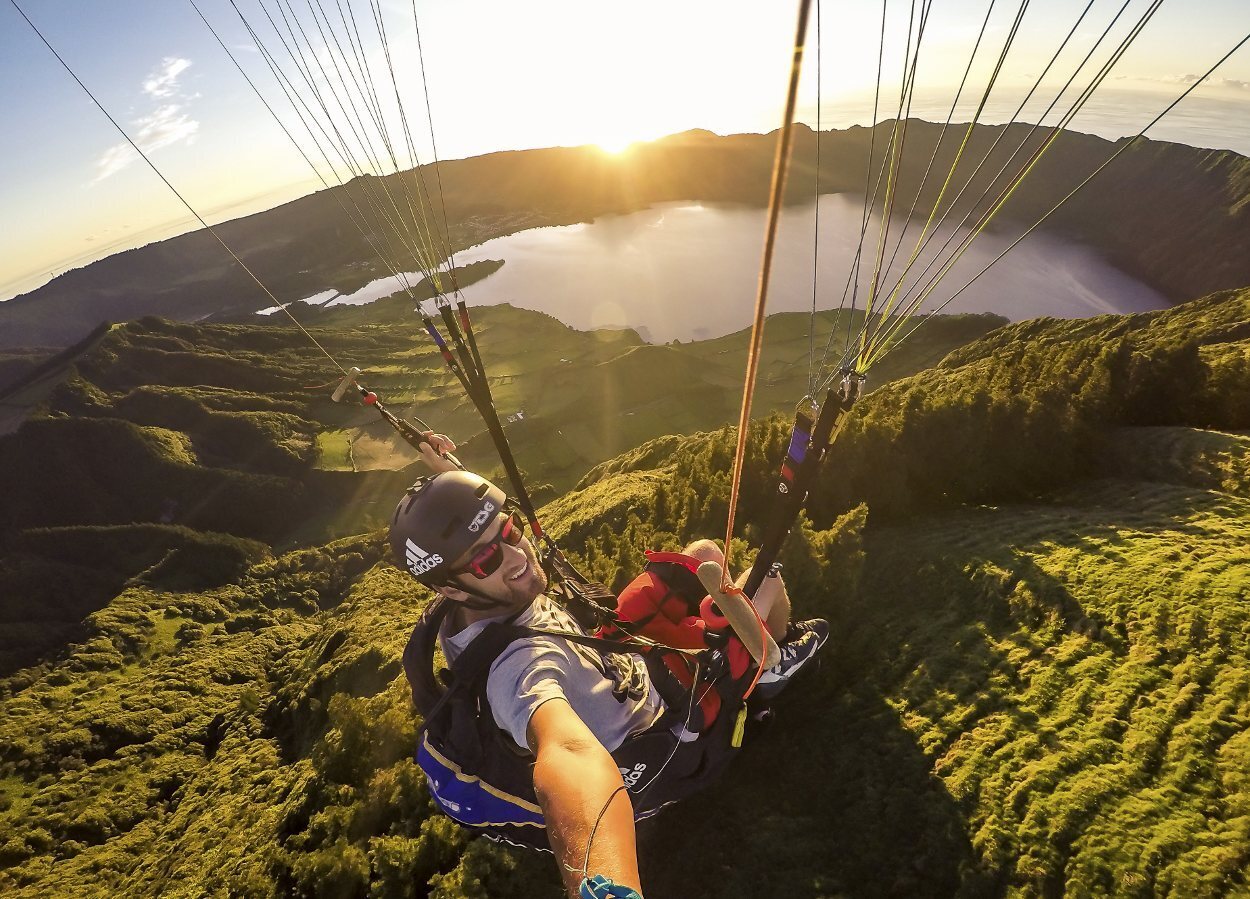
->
[0,304,989,677]
[643,477,1250,897]
[1,288,1248,897]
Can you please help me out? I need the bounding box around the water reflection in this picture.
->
[277,197,1169,342]
[451,197,1167,343]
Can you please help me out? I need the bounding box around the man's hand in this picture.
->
[417,431,459,474]
[528,699,642,899]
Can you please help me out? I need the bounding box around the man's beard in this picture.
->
[502,536,548,603]
[456,536,548,611]
[472,537,547,607]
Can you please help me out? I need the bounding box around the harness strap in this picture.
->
[641,552,710,611]
[742,377,860,597]
[411,602,528,743]
[515,627,699,659]
[419,610,722,741]
[415,302,550,542]
[403,596,452,712]
[642,551,701,571]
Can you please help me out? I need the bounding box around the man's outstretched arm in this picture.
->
[528,699,642,899]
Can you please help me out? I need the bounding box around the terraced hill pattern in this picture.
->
[0,288,1249,897]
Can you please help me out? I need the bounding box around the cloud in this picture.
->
[94,143,140,182]
[93,59,199,183]
[143,57,192,98]
[1159,74,1248,90]
[1128,73,1212,87]
[1111,73,1250,92]
[136,104,200,150]
[1172,74,1250,91]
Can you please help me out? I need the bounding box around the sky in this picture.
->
[1,0,1248,302]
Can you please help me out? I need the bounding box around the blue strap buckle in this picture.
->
[580,874,644,899]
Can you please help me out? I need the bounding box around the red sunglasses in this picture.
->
[452,511,525,579]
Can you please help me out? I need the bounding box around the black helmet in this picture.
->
[389,471,509,583]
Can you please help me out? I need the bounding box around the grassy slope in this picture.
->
[6,462,1248,897]
[0,536,440,897]
[1,302,998,521]
[0,323,115,435]
[641,477,1250,898]
[1104,428,1250,498]
[0,304,989,678]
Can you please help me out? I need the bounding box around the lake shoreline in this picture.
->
[292,197,1168,344]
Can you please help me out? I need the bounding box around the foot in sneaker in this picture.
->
[751,619,829,701]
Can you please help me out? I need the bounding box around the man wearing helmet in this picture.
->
[391,434,826,899]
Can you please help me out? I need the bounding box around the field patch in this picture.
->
[315,429,354,471]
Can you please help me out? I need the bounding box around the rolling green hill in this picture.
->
[0,303,993,677]
[1,287,1248,897]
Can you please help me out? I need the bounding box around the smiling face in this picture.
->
[438,512,549,613]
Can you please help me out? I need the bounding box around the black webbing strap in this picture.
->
[514,626,699,660]
[742,376,861,598]
[420,312,472,396]
[425,300,547,540]
[455,299,489,391]
[438,302,486,397]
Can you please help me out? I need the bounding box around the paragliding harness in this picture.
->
[401,587,752,852]
[337,295,860,849]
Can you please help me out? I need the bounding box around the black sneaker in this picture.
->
[751,618,829,701]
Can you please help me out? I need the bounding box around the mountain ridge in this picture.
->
[3,122,1248,348]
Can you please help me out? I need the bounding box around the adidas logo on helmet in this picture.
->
[389,471,509,583]
[405,539,444,577]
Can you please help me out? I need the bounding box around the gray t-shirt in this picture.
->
[441,596,665,753]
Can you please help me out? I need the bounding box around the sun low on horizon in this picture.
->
[593,134,643,156]
[0,0,1248,302]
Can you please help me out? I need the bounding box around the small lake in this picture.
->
[293,196,1169,342]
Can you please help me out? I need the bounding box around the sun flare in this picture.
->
[593,134,637,155]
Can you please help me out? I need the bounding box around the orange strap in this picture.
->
[722,0,814,592]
